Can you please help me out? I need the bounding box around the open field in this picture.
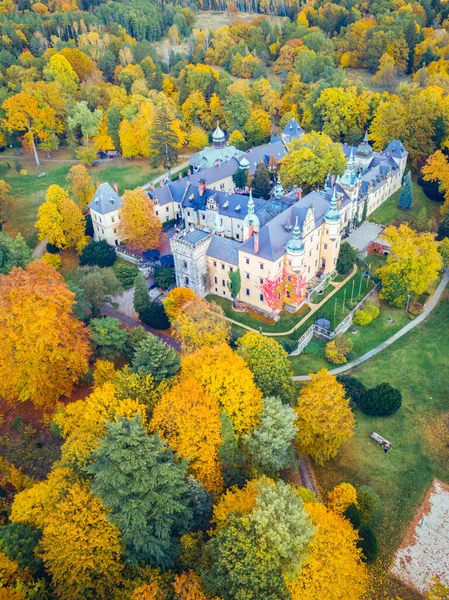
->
[345,68,411,93]
[314,293,449,598]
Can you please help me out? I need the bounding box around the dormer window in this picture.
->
[223,201,229,209]
[235,204,241,212]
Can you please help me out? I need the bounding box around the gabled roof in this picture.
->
[88,183,122,215]
[282,118,304,142]
[207,235,239,265]
[385,140,408,159]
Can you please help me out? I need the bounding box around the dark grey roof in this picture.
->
[181,184,267,219]
[150,185,172,206]
[282,118,304,141]
[385,140,407,158]
[88,183,122,215]
[177,228,211,245]
[186,159,240,186]
[207,235,239,265]
[342,144,357,158]
[243,140,287,175]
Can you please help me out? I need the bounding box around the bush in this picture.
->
[280,339,298,354]
[344,503,361,529]
[353,308,372,326]
[357,525,379,562]
[114,262,139,288]
[357,486,383,527]
[41,252,62,270]
[337,375,366,406]
[154,266,175,290]
[325,334,352,364]
[139,303,170,330]
[360,382,402,416]
[365,302,379,319]
[409,301,424,315]
[80,240,117,268]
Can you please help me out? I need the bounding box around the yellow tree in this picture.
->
[0,179,12,219]
[44,53,79,97]
[378,223,442,306]
[163,287,197,322]
[181,344,262,435]
[151,377,223,493]
[40,482,122,600]
[288,502,368,600]
[93,115,115,152]
[313,87,370,141]
[171,298,230,353]
[172,571,209,600]
[327,482,358,515]
[188,126,208,149]
[295,369,354,465]
[118,188,162,251]
[0,261,91,409]
[211,479,260,531]
[66,164,96,209]
[422,150,449,214]
[35,184,88,252]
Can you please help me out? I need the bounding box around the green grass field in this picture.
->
[368,181,441,227]
[315,293,449,598]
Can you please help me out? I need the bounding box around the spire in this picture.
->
[247,188,255,214]
[292,216,301,239]
[348,147,355,171]
[286,215,305,254]
[274,174,284,197]
[324,187,340,224]
[363,130,369,143]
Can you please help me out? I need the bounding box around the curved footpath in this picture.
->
[292,271,449,382]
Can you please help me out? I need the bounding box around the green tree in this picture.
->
[139,304,171,330]
[361,197,368,222]
[218,414,246,489]
[251,163,272,200]
[0,523,42,573]
[227,268,241,300]
[357,525,379,563]
[438,238,449,268]
[243,396,297,477]
[90,317,128,360]
[337,375,366,406]
[437,213,449,241]
[399,171,413,210]
[154,266,175,290]
[86,415,192,566]
[68,266,122,317]
[223,93,251,132]
[132,334,180,381]
[107,106,121,153]
[236,332,296,404]
[150,103,179,170]
[133,273,151,315]
[359,382,402,416]
[68,101,102,146]
[414,207,431,233]
[336,242,357,275]
[0,232,32,275]
[232,169,248,190]
[79,240,117,268]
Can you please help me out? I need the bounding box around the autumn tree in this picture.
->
[181,344,262,435]
[251,162,272,200]
[236,332,296,404]
[327,482,358,515]
[163,287,196,322]
[0,179,12,221]
[0,261,90,409]
[40,482,122,600]
[378,223,442,306]
[171,298,230,353]
[87,415,192,566]
[295,369,354,465]
[132,334,180,381]
[66,164,96,209]
[313,87,369,141]
[118,188,162,251]
[279,131,346,192]
[151,377,223,493]
[44,53,79,97]
[422,150,449,214]
[35,184,87,253]
[244,108,271,145]
[0,232,31,275]
[173,571,208,600]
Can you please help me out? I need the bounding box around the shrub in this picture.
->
[80,240,116,268]
[280,339,298,354]
[20,169,27,176]
[409,301,424,315]
[365,302,379,319]
[41,252,62,270]
[360,382,402,416]
[344,503,361,529]
[139,303,170,330]
[337,375,366,406]
[328,482,358,515]
[154,266,175,290]
[114,262,139,288]
[357,525,379,562]
[357,486,383,527]
[353,308,372,326]
[325,334,353,364]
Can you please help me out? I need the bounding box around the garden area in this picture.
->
[314,293,449,599]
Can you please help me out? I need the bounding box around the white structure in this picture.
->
[88,183,123,246]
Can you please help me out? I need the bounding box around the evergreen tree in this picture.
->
[107,106,121,153]
[251,162,272,200]
[437,213,449,240]
[132,334,180,381]
[414,207,430,232]
[232,168,248,190]
[79,240,116,268]
[86,415,192,566]
[360,382,402,416]
[133,273,151,315]
[336,242,357,275]
[361,197,368,222]
[399,171,413,210]
[150,103,179,170]
[227,268,241,299]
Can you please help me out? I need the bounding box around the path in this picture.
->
[32,239,47,258]
[141,159,190,190]
[292,271,449,382]
[102,304,181,352]
[221,265,358,337]
[297,455,320,497]
[0,155,78,164]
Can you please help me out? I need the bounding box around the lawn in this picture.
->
[0,154,163,246]
[368,180,441,227]
[314,293,449,599]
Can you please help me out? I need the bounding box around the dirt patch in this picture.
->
[390,479,449,594]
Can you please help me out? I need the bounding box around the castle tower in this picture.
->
[273,174,285,198]
[285,216,305,274]
[339,148,360,201]
[212,123,226,149]
[321,188,341,273]
[243,189,260,241]
[170,227,214,296]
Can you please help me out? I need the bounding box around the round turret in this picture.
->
[239,157,250,170]
[212,124,226,149]
[324,188,340,224]
[286,217,305,254]
[356,131,373,158]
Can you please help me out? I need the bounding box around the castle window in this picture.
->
[99,217,102,223]
[259,277,264,284]
[114,229,117,234]
[101,229,104,234]
[246,273,250,279]
[259,294,264,302]
[230,267,234,272]
[214,276,217,284]
[324,243,328,250]
[308,266,311,273]
[326,229,329,235]
[187,211,191,217]
[156,211,159,216]
[202,214,205,220]
[223,290,226,295]
[215,287,218,292]
[221,263,225,270]
[316,244,319,250]
[246,258,250,265]
[235,234,240,240]
[185,276,189,285]
[286,291,290,298]
[111,216,115,223]
[222,279,225,286]
[309,250,311,257]
[288,260,292,266]
[220,184,225,190]
[259,263,264,270]
[166,206,169,212]
[315,260,318,266]
[183,261,187,268]
[213,261,217,267]
[246,288,250,296]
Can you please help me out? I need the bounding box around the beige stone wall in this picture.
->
[154,201,181,224]
[90,207,122,246]
[207,257,236,300]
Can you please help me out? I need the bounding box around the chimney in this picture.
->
[199,178,206,197]
[112,183,118,194]
[150,183,155,191]
[253,230,259,253]
[217,159,221,168]
[160,180,164,188]
[296,187,302,201]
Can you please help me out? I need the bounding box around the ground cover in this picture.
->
[314,293,449,599]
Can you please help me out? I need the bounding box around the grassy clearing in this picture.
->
[368,181,441,227]
[345,67,411,93]
[314,293,449,599]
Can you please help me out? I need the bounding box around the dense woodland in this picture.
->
[1,0,449,599]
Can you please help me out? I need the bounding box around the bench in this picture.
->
[369,432,392,451]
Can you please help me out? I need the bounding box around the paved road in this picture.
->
[102,304,181,352]
[292,271,449,382]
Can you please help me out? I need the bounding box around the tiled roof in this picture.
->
[243,140,288,175]
[207,235,239,265]
[88,183,122,215]
[189,145,243,169]
[176,228,211,245]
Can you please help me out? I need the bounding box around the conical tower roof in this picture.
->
[324,187,340,223]
[286,216,305,254]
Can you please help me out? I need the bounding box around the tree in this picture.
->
[66,164,96,209]
[223,93,251,132]
[93,116,115,152]
[437,214,449,241]
[149,102,179,170]
[325,334,353,365]
[236,332,296,404]
[35,184,87,253]
[44,53,79,96]
[118,188,162,251]
[181,344,262,435]
[107,105,122,153]
[80,240,116,268]
[171,298,230,353]
[0,261,90,409]
[427,579,449,600]
[227,268,241,300]
[0,232,31,275]
[438,238,449,268]
[244,109,271,145]
[243,396,297,477]
[399,171,413,210]
[336,375,366,406]
[232,168,248,190]
[67,101,102,147]
[360,382,402,416]
[154,266,175,290]
[90,317,128,360]
[372,52,396,90]
[0,179,12,221]
[313,87,369,141]
[132,334,180,381]
[414,207,432,233]
[228,129,246,150]
[68,266,122,318]
[423,151,449,215]
[327,483,358,515]
[251,163,272,200]
[163,287,196,321]
[151,377,223,493]
[295,369,355,465]
[279,132,346,192]
[357,486,383,527]
[288,502,368,600]
[378,224,442,306]
[40,482,122,600]
[86,416,192,566]
[133,273,151,315]
[187,126,208,149]
[357,525,379,562]
[173,571,208,600]
[139,304,171,330]
[336,242,357,274]
[0,523,42,573]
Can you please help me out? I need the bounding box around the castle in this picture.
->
[87,120,407,315]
